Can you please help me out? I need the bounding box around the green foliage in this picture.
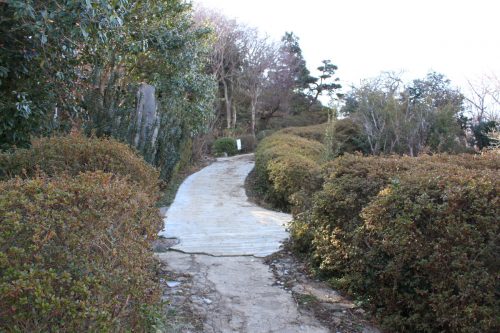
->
[213,137,238,156]
[472,120,499,149]
[324,118,368,159]
[308,59,342,105]
[279,32,313,90]
[357,164,499,332]
[0,0,134,147]
[0,172,162,332]
[0,0,216,182]
[267,154,322,212]
[254,125,325,210]
[288,151,500,332]
[0,133,160,194]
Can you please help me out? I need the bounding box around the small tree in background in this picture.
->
[342,72,468,156]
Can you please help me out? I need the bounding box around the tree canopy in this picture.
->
[1,0,215,180]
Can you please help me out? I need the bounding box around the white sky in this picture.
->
[195,0,500,92]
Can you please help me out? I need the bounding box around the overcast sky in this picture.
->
[195,0,500,92]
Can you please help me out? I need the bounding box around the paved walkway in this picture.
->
[159,154,291,257]
[157,154,329,332]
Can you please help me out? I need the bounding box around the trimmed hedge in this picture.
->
[0,172,162,332]
[212,137,238,156]
[278,123,327,143]
[296,155,421,272]
[267,154,322,212]
[356,165,499,332]
[255,127,325,211]
[419,149,500,171]
[0,133,160,193]
[288,151,499,333]
[255,125,499,332]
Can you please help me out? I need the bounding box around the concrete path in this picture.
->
[157,251,329,333]
[158,154,329,333]
[159,154,290,257]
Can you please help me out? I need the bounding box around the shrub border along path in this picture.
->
[254,124,500,333]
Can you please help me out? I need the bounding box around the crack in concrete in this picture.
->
[166,247,263,259]
[158,154,329,332]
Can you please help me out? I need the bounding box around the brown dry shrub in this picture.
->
[0,172,162,332]
[0,133,160,194]
[419,149,499,171]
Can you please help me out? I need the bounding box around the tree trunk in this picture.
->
[222,80,232,129]
[251,98,256,136]
[135,83,159,152]
[232,104,237,128]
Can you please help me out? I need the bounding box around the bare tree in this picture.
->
[194,8,247,129]
[346,72,465,156]
[259,32,309,125]
[239,31,276,135]
[464,74,500,123]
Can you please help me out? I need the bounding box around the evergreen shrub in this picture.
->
[255,130,324,210]
[355,165,499,332]
[212,137,237,156]
[0,172,162,332]
[292,152,499,332]
[0,133,160,194]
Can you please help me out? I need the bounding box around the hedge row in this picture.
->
[256,125,499,332]
[358,164,498,332]
[254,124,326,211]
[291,151,499,332]
[0,135,163,332]
[278,123,328,143]
[0,133,160,193]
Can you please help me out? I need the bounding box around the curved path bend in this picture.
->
[159,153,290,257]
[157,154,329,333]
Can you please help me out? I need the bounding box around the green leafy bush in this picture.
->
[293,154,416,267]
[267,154,322,211]
[0,133,160,194]
[212,137,238,156]
[255,130,324,210]
[291,152,498,263]
[290,151,500,332]
[355,165,499,332]
[256,122,499,332]
[0,172,163,332]
[324,118,368,159]
[279,123,328,142]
